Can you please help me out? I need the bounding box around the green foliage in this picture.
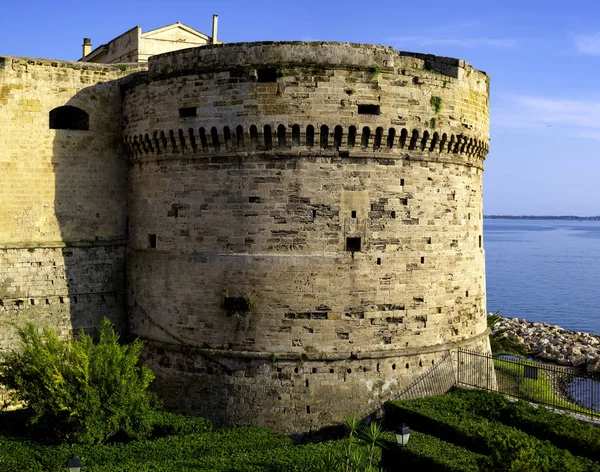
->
[27,247,35,253]
[117,64,129,72]
[430,96,443,114]
[0,422,378,472]
[315,416,385,472]
[370,65,381,78]
[0,319,156,444]
[385,390,600,471]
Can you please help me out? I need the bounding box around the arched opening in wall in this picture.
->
[306,125,314,147]
[250,125,258,147]
[292,125,300,146]
[440,133,447,153]
[374,127,383,149]
[210,127,220,151]
[447,135,455,153]
[277,124,287,147]
[408,129,419,150]
[199,128,208,151]
[153,131,161,154]
[264,125,273,150]
[387,128,396,149]
[400,128,408,148]
[236,125,245,147]
[224,126,232,149]
[169,130,179,152]
[320,125,329,148]
[144,134,153,153]
[138,135,147,154]
[360,127,370,149]
[188,128,197,152]
[49,106,89,130]
[178,129,187,151]
[160,131,168,152]
[334,125,343,149]
[348,126,357,147]
[420,131,429,151]
[429,132,439,152]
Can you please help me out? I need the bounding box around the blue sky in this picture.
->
[2,0,599,215]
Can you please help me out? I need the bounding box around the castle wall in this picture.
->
[0,57,143,352]
[122,42,491,433]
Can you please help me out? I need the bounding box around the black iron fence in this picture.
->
[457,349,600,420]
[394,352,455,401]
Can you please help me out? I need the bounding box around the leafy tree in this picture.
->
[0,319,157,444]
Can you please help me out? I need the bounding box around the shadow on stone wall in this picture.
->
[51,78,128,338]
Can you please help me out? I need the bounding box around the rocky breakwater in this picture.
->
[492,315,600,372]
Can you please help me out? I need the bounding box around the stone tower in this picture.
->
[122,41,491,433]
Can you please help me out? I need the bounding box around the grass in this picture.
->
[493,356,598,416]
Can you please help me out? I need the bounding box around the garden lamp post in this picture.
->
[66,455,83,472]
[395,423,410,446]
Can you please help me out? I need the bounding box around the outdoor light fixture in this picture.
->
[395,423,410,446]
[66,455,83,472]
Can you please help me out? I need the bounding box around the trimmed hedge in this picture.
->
[381,431,485,472]
[386,390,600,472]
[402,389,600,463]
[0,415,379,472]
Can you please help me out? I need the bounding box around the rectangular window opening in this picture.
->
[400,178,405,186]
[351,210,357,218]
[390,211,396,219]
[346,237,361,253]
[148,234,157,249]
[420,256,425,264]
[479,235,482,248]
[358,104,381,115]
[257,68,277,83]
[376,257,381,265]
[179,107,197,118]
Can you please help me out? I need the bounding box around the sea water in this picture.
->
[484,219,600,335]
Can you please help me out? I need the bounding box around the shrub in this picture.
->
[0,319,156,444]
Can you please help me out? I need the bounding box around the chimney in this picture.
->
[212,15,218,44]
[82,38,92,58]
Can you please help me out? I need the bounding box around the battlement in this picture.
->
[146,41,481,80]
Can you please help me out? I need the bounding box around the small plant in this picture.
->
[27,247,35,253]
[370,65,381,79]
[117,64,129,72]
[430,96,443,114]
[270,353,277,364]
[277,67,288,77]
[316,415,386,472]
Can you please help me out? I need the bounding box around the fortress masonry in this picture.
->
[0,41,491,433]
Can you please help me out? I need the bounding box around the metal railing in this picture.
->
[394,352,455,401]
[457,348,600,420]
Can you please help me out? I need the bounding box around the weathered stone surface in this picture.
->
[0,41,491,433]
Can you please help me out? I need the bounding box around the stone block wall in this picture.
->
[0,57,143,351]
[122,42,491,433]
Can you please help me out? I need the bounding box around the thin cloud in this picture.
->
[494,95,600,139]
[574,33,600,55]
[389,36,517,49]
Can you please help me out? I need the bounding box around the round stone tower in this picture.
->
[122,41,491,433]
